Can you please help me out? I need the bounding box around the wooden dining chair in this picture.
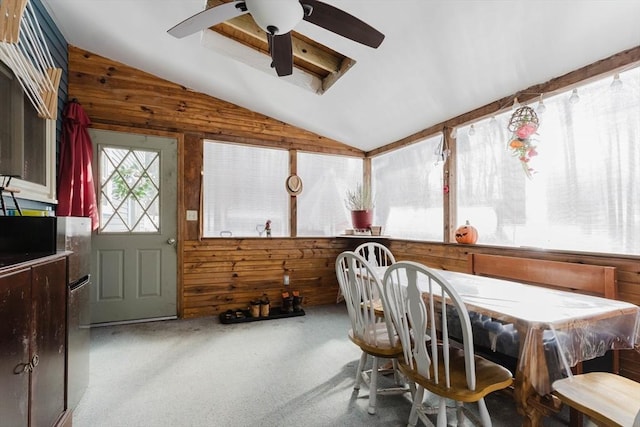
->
[382,261,513,427]
[552,372,640,427]
[335,251,408,415]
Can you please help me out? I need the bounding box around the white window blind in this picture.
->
[297,152,362,236]
[202,141,289,237]
[456,67,640,255]
[372,134,445,240]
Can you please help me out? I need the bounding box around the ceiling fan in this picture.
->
[168,0,385,77]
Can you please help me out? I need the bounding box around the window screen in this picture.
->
[372,134,445,240]
[456,67,640,254]
[297,152,362,236]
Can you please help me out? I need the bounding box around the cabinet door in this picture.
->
[0,267,32,427]
[31,258,67,427]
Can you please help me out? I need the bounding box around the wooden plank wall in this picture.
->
[67,46,355,319]
[68,45,639,381]
[67,47,361,157]
[387,240,640,382]
[182,238,348,318]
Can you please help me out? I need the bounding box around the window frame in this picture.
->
[371,133,446,241]
[195,59,639,258]
[201,140,291,238]
[452,68,640,255]
[0,60,57,204]
[296,151,364,237]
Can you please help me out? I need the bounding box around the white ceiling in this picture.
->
[41,0,640,152]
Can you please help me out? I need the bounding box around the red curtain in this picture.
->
[56,100,99,230]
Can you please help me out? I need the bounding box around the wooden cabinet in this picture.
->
[0,256,70,427]
[0,266,32,427]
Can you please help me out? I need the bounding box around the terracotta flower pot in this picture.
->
[351,210,373,230]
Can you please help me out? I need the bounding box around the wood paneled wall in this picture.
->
[68,45,639,381]
[67,46,362,157]
[182,238,350,318]
[67,46,357,320]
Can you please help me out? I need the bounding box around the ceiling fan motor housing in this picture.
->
[245,0,304,35]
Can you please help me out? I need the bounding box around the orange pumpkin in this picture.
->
[455,220,478,244]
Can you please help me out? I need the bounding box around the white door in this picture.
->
[89,129,177,324]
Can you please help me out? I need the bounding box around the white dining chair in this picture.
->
[335,251,408,415]
[354,241,396,268]
[335,242,395,305]
[382,261,513,427]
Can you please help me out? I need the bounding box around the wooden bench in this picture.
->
[468,253,619,372]
[467,253,620,426]
[468,253,617,300]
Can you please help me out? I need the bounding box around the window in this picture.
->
[456,67,640,255]
[22,95,48,186]
[98,146,160,233]
[202,141,289,237]
[0,63,23,177]
[297,152,362,236]
[0,61,56,203]
[372,134,445,240]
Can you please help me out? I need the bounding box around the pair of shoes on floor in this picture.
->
[250,294,270,318]
[282,291,303,313]
[222,309,246,321]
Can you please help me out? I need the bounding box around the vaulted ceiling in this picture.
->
[42,0,640,151]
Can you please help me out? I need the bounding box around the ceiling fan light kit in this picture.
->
[246,0,303,35]
[168,0,384,77]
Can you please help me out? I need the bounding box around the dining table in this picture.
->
[371,266,640,427]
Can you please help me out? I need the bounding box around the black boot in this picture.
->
[282,291,294,313]
[292,292,303,313]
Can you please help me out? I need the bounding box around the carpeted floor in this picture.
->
[72,304,569,427]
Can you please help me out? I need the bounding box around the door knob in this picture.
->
[167,238,176,245]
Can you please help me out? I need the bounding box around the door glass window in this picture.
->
[99,146,160,233]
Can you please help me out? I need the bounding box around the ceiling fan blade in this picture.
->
[168,1,248,38]
[267,32,293,77]
[301,0,384,48]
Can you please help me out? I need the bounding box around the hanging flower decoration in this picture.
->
[507,106,540,179]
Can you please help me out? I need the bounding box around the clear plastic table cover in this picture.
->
[437,270,640,394]
[379,267,640,395]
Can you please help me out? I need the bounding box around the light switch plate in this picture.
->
[186,210,198,221]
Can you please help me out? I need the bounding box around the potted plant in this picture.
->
[345,183,374,230]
